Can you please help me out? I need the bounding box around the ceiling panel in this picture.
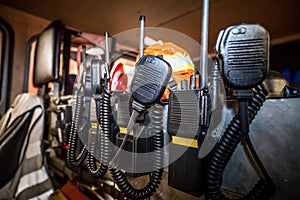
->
[0,0,299,52]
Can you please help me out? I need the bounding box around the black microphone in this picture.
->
[216,24,269,90]
[214,23,275,199]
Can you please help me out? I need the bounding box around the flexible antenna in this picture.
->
[105,32,110,65]
[104,32,110,79]
[139,16,145,58]
[200,0,209,88]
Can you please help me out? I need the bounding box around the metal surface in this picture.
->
[139,16,145,58]
[263,70,289,98]
[200,0,209,88]
[116,98,300,199]
[222,98,300,200]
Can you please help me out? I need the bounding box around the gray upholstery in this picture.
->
[0,93,53,199]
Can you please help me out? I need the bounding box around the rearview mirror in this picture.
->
[33,21,64,87]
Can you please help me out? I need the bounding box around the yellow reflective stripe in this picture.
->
[171,136,198,148]
[119,127,134,135]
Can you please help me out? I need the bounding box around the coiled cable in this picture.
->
[110,103,164,200]
[67,90,88,166]
[205,85,275,200]
[87,90,111,177]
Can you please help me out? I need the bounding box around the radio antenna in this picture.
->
[139,15,145,58]
[200,0,209,89]
[104,32,110,65]
[104,32,110,80]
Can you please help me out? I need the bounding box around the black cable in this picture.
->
[86,121,107,178]
[239,93,274,192]
[205,85,275,200]
[101,89,113,165]
[242,131,273,184]
[67,91,88,166]
[87,90,111,178]
[110,103,164,200]
[96,96,102,124]
[237,88,273,184]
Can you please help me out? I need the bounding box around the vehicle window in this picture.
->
[25,37,39,94]
[0,29,3,98]
[0,18,14,116]
[0,32,2,70]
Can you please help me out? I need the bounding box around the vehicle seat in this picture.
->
[0,93,53,199]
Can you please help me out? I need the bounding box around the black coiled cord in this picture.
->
[110,103,164,200]
[102,89,113,167]
[206,85,275,200]
[67,92,88,166]
[87,90,111,178]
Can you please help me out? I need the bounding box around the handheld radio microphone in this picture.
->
[216,24,270,135]
[216,24,269,90]
[206,24,275,200]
